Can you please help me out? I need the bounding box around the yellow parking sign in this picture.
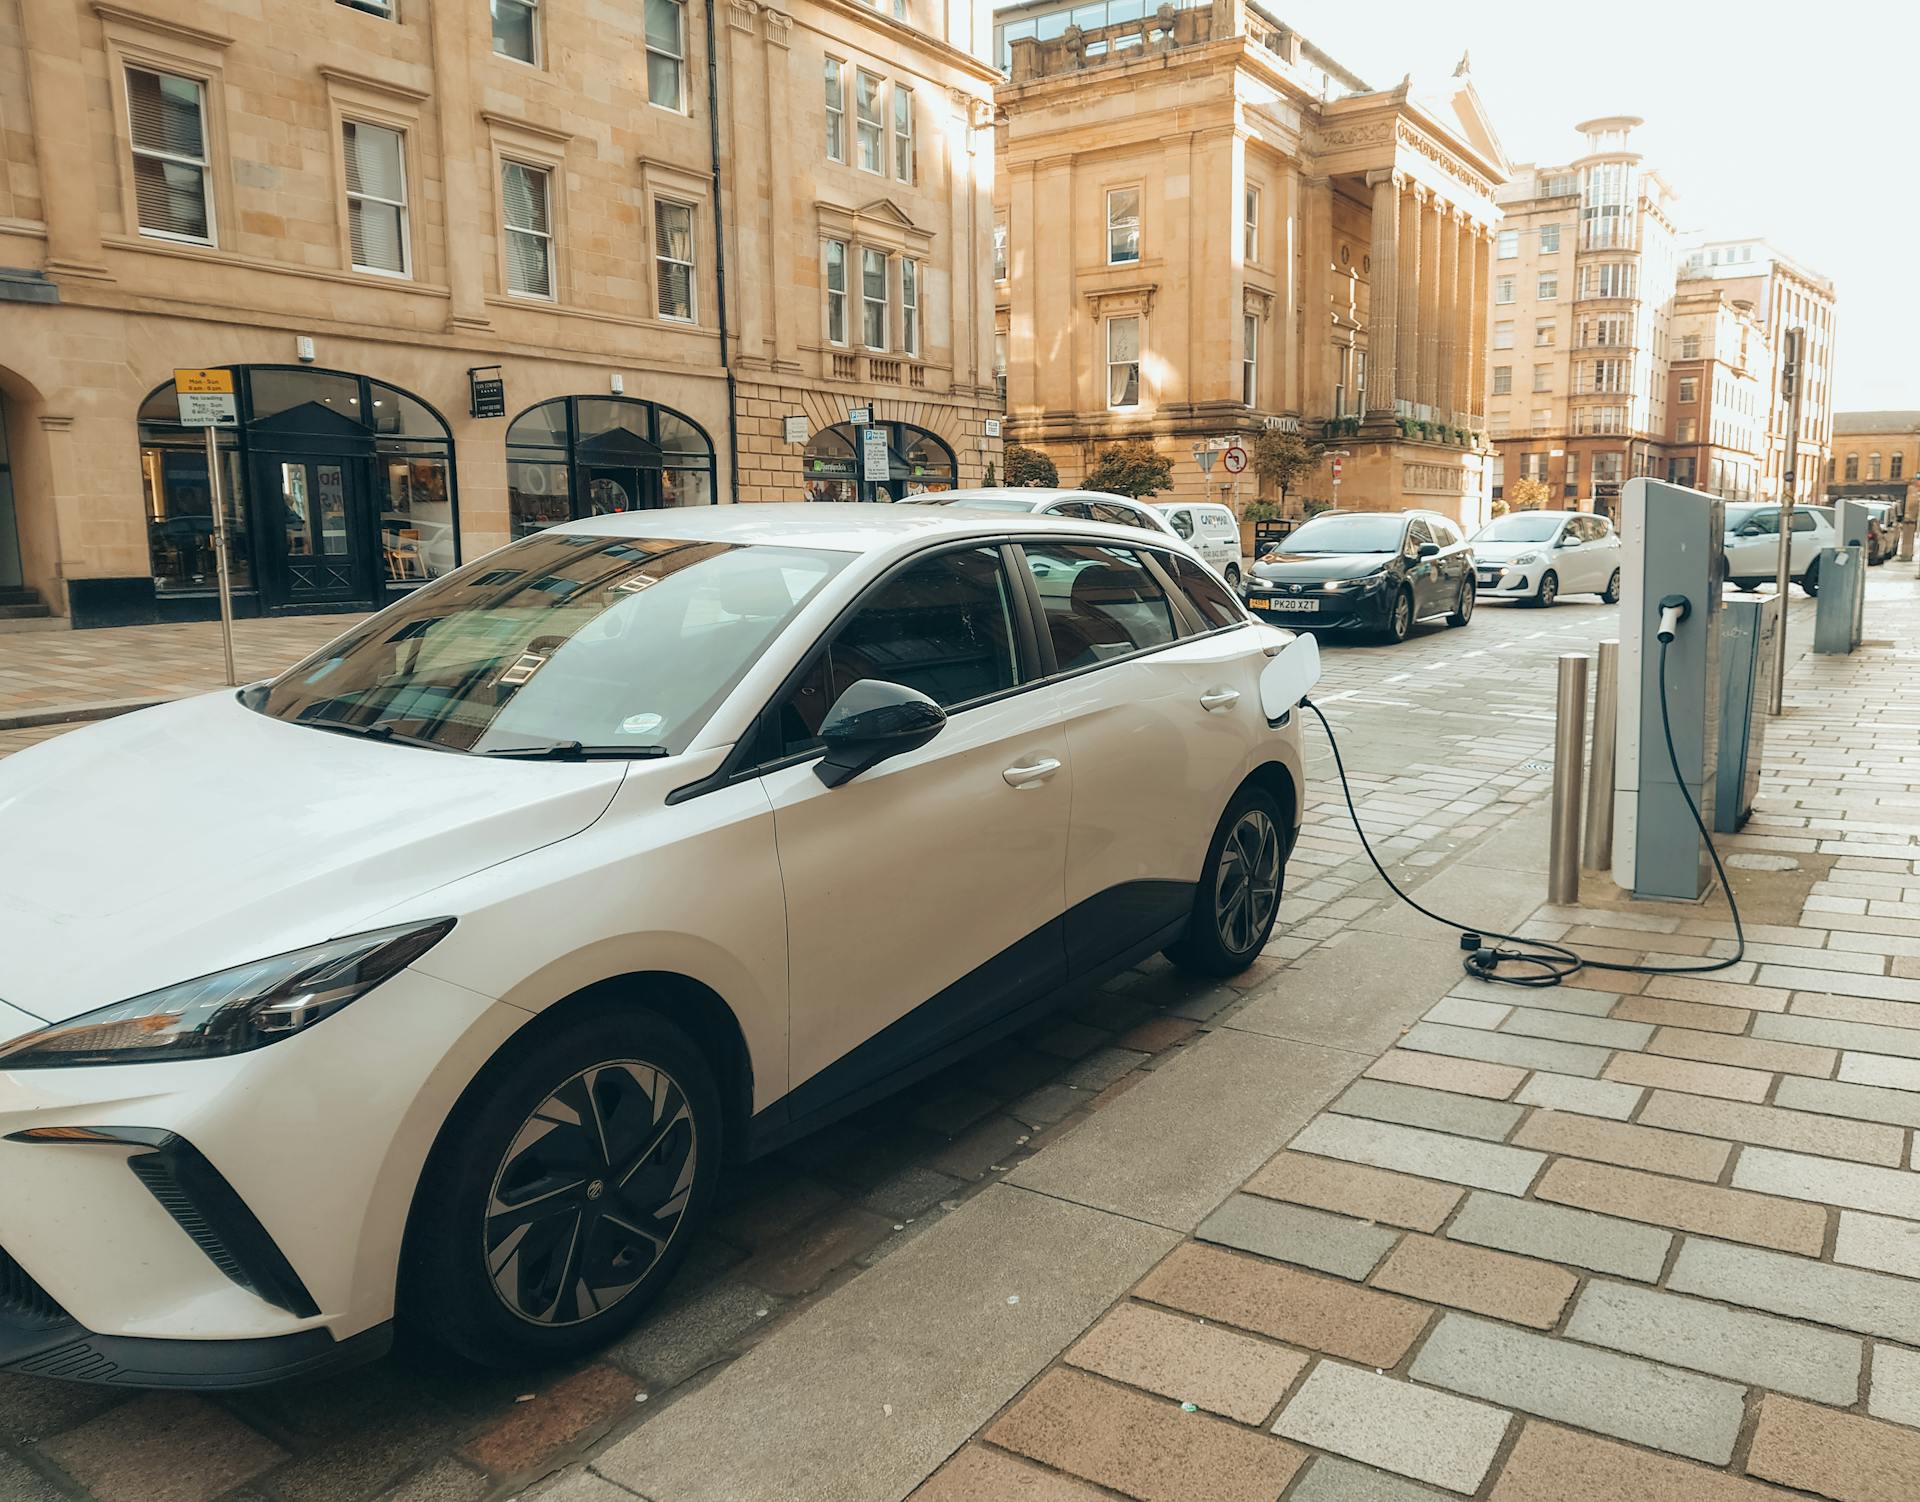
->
[174,367,238,426]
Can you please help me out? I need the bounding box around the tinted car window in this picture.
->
[1168,552,1246,631]
[1093,501,1150,530]
[1024,543,1180,670]
[1432,519,1462,547]
[1791,511,1818,533]
[772,546,1020,756]
[1045,500,1093,520]
[1166,509,1196,540]
[1405,518,1434,554]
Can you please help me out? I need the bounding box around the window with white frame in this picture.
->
[1492,321,1514,350]
[1679,417,1697,442]
[1539,223,1561,253]
[645,0,685,110]
[1497,228,1518,259]
[1587,358,1627,394]
[900,257,918,356]
[501,160,553,297]
[861,246,888,349]
[855,71,883,173]
[1535,319,1555,347]
[338,0,393,15]
[825,239,848,344]
[1492,366,1512,395]
[994,330,1007,402]
[1537,274,1558,300]
[1533,364,1551,393]
[1242,314,1257,406]
[654,198,695,320]
[993,216,1007,281]
[1678,376,1697,404]
[343,120,408,275]
[892,85,914,183]
[1583,261,1634,299]
[1107,315,1140,407]
[1494,276,1515,304]
[1844,453,1858,481]
[1244,186,1259,263]
[1679,333,1699,359]
[492,0,539,63]
[126,67,213,244]
[824,58,846,162]
[1868,452,1881,480]
[1107,187,1139,265]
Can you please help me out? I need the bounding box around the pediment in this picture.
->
[854,198,921,230]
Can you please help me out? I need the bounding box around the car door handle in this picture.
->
[1199,688,1241,712]
[1002,758,1062,787]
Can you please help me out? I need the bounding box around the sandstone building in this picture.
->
[1828,411,1919,531]
[0,0,1000,625]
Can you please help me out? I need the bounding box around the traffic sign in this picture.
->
[174,368,237,427]
[1222,446,1247,475]
[1331,458,1344,478]
[862,426,890,482]
[1191,447,1218,475]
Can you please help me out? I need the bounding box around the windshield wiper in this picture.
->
[298,716,457,753]
[482,741,671,760]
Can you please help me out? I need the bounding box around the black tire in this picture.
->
[1446,578,1474,627]
[1799,559,1820,597]
[1602,568,1622,605]
[1532,570,1559,608]
[1224,564,1241,589]
[1166,784,1287,978]
[1382,587,1414,643]
[1733,578,1761,592]
[401,1011,722,1370]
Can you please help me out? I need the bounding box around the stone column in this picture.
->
[20,0,109,279]
[1302,174,1334,419]
[1278,163,1301,415]
[429,0,488,327]
[1395,181,1423,418]
[1419,192,1442,413]
[726,0,767,364]
[1435,206,1460,422]
[1471,225,1492,421]
[766,12,802,372]
[1363,171,1398,419]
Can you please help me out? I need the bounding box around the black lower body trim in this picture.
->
[0,1318,391,1390]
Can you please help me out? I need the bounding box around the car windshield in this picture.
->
[1280,514,1406,553]
[244,532,848,756]
[1472,514,1563,544]
[895,495,1035,511]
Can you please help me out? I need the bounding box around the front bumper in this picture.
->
[1474,564,1537,596]
[1243,581,1396,632]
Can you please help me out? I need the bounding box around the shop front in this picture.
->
[802,421,956,504]
[506,396,717,539]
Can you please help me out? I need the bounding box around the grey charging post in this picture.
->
[1815,498,1868,655]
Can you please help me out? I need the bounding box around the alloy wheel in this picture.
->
[1456,581,1474,623]
[1391,592,1412,640]
[1538,572,1558,607]
[485,1062,697,1326]
[1214,808,1281,956]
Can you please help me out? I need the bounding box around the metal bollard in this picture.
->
[1549,654,1589,904]
[1582,640,1618,871]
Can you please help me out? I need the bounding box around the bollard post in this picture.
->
[1549,653,1589,904]
[1582,640,1618,871]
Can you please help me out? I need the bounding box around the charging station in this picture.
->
[1611,478,1723,901]
[1815,498,1869,655]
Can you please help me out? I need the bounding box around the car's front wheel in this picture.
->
[402,1012,722,1369]
[1383,587,1414,643]
[1167,785,1286,977]
[1799,559,1821,597]
[1224,563,1241,589]
[1533,570,1559,608]
[1602,568,1622,604]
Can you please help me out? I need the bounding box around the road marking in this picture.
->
[1463,650,1486,658]
[1424,660,1451,671]
[1314,689,1358,703]
[1384,673,1410,682]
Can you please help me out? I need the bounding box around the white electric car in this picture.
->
[1469,510,1622,606]
[0,506,1314,1388]
[896,487,1181,542]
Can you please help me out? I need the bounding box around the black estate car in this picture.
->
[1242,510,1475,643]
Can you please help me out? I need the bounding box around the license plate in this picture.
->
[1252,597,1318,613]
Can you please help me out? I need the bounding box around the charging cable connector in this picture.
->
[1657,594,1692,644]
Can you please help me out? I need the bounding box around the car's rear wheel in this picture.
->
[1224,563,1241,589]
[1532,570,1559,608]
[1602,568,1622,604]
[1447,578,1473,627]
[1167,785,1286,977]
[1383,587,1414,643]
[1799,559,1821,597]
[402,1012,722,1369]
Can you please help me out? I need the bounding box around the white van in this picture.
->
[1155,502,1248,587]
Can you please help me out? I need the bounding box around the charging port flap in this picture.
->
[1259,632,1322,720]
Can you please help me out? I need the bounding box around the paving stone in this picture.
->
[610,1277,781,1389]
[1514,1071,1643,1120]
[863,1166,968,1218]
[1668,1240,1920,1346]
[740,1204,898,1295]
[36,1394,289,1502]
[1448,980,1619,1016]
[1372,1235,1576,1330]
[1638,1090,1906,1166]
[1010,1084,1085,1127]
[1648,1026,1836,1077]
[376,1457,491,1502]
[1838,1053,1920,1091]
[1641,975,1789,1012]
[1399,1020,1612,1078]
[1602,1051,1773,1103]
[1500,1006,1653,1050]
[1777,1075,1920,1138]
[1289,1115,1545,1195]
[1564,1280,1863,1405]
[1734,1145,1920,1220]
[1272,1358,1513,1495]
[1446,1188,1671,1282]
[910,1445,1110,1501]
[1196,1193,1399,1279]
[1136,1244,1431,1368]
[988,1368,1307,1502]
[1062,1046,1150,1092]
[1291,1455,1452,1502]
[457,1365,638,1480]
[1487,1421,1802,1502]
[1835,1212,1920,1279]
[0,1452,68,1502]
[1613,995,1753,1034]
[1363,1048,1527,1100]
[1513,1108,1731,1181]
[1537,1158,1826,1256]
[1747,1394,1920,1502]
[1408,1313,1746,1464]
[1065,1301,1309,1425]
[1114,1015,1201,1054]
[923,1114,1032,1182]
[525,1472,647,1502]
[1871,1345,1920,1430]
[1243,1152,1463,1233]
[1330,1079,1526,1141]
[1753,1012,1920,1060]
[1424,996,1511,1029]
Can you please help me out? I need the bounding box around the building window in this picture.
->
[645,0,685,110]
[1894,453,1906,480]
[892,85,914,183]
[824,59,845,162]
[1493,321,1514,350]
[1534,319,1555,347]
[1679,418,1696,443]
[491,0,538,63]
[1533,365,1551,393]
[654,198,695,321]
[1497,228,1518,259]
[1680,334,1700,359]
[855,71,883,173]
[1845,454,1859,481]
[1587,359,1627,394]
[1868,452,1881,481]
[1492,366,1512,396]
[1539,223,1560,253]
[1494,276,1515,304]
[1106,315,1140,407]
[1242,314,1257,407]
[1583,262,1635,299]
[862,246,888,349]
[343,121,408,276]
[1678,377,1697,404]
[1107,187,1139,265]
[993,216,1007,282]
[338,0,393,15]
[502,161,553,298]
[994,331,1007,403]
[825,239,847,345]
[126,67,213,244]
[900,257,918,356]
[1537,274,1558,300]
[1244,186,1259,263]
[509,395,715,534]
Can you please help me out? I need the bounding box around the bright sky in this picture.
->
[1281,0,1920,412]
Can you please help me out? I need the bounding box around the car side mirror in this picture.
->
[1556,534,1578,547]
[1418,542,1442,559]
[1737,524,1763,537]
[814,679,947,788]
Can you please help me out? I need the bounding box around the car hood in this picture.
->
[0,693,627,1025]
[1471,539,1552,561]
[1253,552,1395,582]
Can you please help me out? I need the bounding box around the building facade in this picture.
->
[1664,284,1768,499]
[0,0,1000,626]
[1828,411,1919,545]
[993,2,1508,521]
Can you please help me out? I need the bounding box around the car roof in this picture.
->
[526,503,1172,555]
[902,487,1143,506]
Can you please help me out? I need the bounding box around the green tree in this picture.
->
[1251,431,1322,507]
[1508,477,1552,510]
[1005,443,1059,488]
[983,460,997,486]
[1085,438,1174,499]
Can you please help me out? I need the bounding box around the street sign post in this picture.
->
[173,369,239,686]
[862,426,890,485]
[1222,446,1247,475]
[1769,328,1805,715]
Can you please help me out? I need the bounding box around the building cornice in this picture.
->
[91,2,231,49]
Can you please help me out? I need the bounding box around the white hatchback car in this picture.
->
[897,487,1180,542]
[1155,502,1249,589]
[0,506,1313,1387]
[1469,509,1623,606]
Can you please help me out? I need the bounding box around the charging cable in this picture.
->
[1301,624,1746,990]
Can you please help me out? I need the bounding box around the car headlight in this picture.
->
[1511,552,1543,566]
[0,919,455,1070]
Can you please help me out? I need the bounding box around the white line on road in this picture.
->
[1384,673,1410,682]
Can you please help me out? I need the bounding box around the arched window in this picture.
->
[507,396,715,538]
[802,420,955,504]
[1868,452,1881,481]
